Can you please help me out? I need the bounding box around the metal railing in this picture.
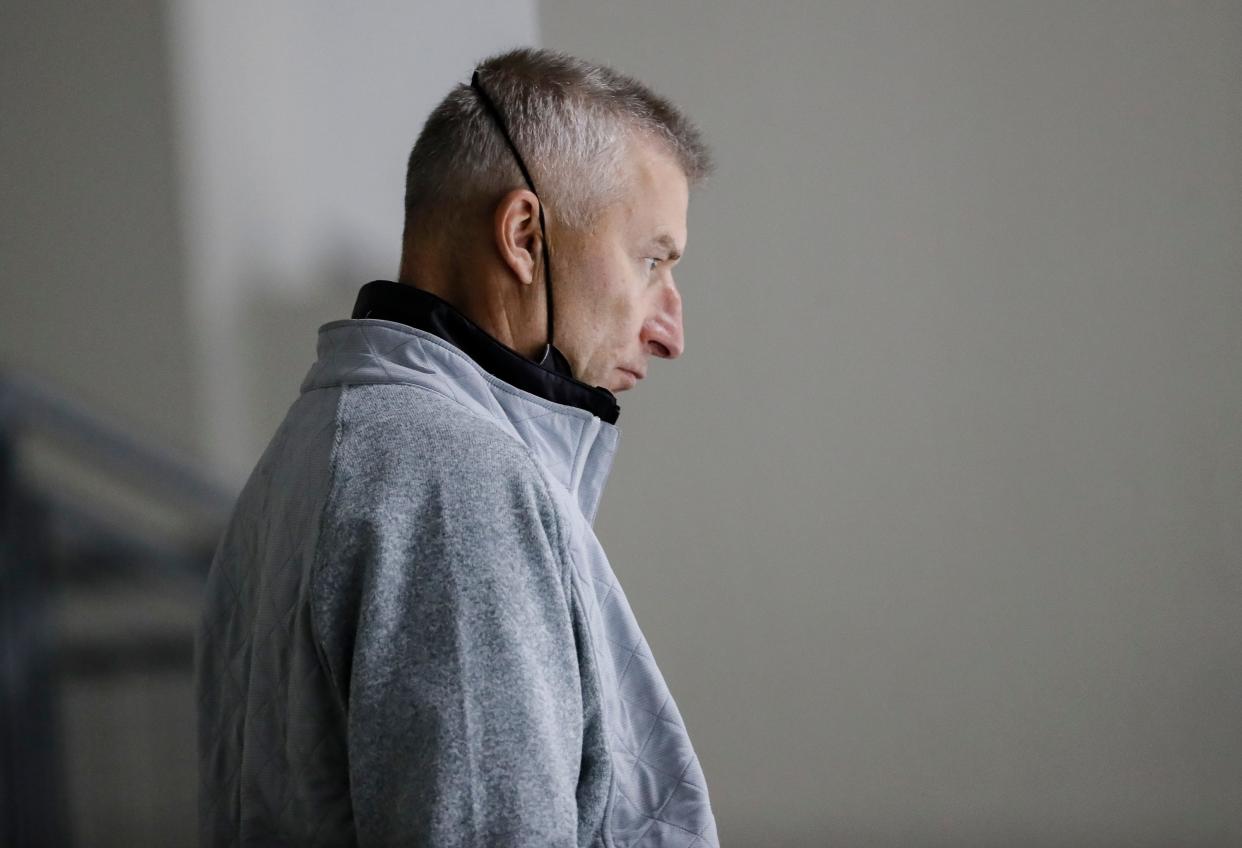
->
[0,370,232,847]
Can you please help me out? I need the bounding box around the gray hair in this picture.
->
[402,47,713,238]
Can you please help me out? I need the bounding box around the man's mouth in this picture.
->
[613,366,645,391]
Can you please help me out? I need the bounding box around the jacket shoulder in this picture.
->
[332,382,547,497]
[322,381,567,565]
[343,380,532,455]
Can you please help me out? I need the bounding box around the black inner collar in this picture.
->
[350,280,620,424]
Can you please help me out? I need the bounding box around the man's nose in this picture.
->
[643,285,684,360]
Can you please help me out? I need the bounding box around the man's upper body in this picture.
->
[196,48,718,846]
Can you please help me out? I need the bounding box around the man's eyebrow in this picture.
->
[647,233,683,260]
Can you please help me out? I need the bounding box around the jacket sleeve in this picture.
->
[310,440,586,847]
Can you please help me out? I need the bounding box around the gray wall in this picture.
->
[542,2,1242,845]
[1,0,196,455]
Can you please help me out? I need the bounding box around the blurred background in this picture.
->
[2,1,1239,845]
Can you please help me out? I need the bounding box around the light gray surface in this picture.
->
[542,2,1242,845]
[0,0,196,455]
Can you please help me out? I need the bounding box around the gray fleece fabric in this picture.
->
[196,319,719,846]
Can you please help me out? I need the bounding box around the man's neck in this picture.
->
[398,255,544,361]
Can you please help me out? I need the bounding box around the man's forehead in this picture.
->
[615,142,689,244]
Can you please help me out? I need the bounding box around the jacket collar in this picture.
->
[350,280,620,424]
[300,314,620,523]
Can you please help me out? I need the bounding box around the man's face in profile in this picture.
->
[554,140,690,393]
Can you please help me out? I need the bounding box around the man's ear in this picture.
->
[494,189,543,286]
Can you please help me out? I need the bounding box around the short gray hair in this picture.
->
[403,47,713,237]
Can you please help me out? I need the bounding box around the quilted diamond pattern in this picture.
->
[197,386,353,845]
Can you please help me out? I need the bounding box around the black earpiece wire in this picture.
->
[470,70,556,362]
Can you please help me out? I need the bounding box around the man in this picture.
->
[197,47,718,847]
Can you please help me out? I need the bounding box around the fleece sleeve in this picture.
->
[310,436,586,847]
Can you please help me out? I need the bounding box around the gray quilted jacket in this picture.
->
[196,316,719,846]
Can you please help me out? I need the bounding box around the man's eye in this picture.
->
[644,257,659,272]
